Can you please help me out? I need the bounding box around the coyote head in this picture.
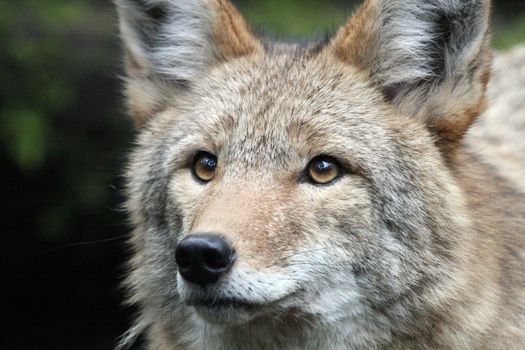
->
[117,0,492,348]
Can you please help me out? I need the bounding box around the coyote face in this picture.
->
[116,0,525,349]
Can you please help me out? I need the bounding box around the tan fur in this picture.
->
[211,0,262,59]
[189,181,301,268]
[116,1,525,349]
[331,0,382,65]
[469,44,525,191]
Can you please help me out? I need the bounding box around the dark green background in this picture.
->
[1,1,524,349]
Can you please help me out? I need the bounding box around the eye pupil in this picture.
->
[193,152,217,182]
[307,156,340,185]
[315,160,333,173]
[201,157,216,170]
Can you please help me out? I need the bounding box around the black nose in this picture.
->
[175,234,235,286]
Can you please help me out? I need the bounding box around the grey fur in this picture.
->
[116,0,216,84]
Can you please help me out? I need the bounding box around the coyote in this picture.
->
[115,0,525,349]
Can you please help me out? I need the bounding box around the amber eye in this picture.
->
[193,152,217,182]
[307,156,340,185]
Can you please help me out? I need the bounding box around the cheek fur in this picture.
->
[298,176,375,239]
[168,169,215,237]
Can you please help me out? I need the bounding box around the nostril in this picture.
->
[175,249,191,270]
[202,246,234,270]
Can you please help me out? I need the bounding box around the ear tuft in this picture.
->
[329,0,492,143]
[115,0,261,126]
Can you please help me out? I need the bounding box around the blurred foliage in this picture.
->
[1,0,524,247]
[0,0,130,252]
[494,15,525,49]
[239,0,354,38]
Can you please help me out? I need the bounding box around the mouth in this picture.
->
[187,297,260,311]
[185,292,299,325]
[187,297,263,325]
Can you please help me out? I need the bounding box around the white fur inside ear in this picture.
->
[371,0,489,90]
[375,2,436,86]
[116,0,217,83]
[153,1,216,82]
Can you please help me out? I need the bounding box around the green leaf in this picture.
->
[1,106,50,171]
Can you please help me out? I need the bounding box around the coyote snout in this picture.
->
[173,179,322,325]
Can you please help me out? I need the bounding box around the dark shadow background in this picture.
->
[1,1,524,349]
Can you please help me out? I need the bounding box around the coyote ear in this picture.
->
[329,0,492,144]
[116,0,262,126]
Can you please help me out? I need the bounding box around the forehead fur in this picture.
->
[161,48,427,172]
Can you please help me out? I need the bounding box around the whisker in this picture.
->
[204,322,207,350]
[249,321,254,349]
[278,261,354,270]
[39,234,129,255]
